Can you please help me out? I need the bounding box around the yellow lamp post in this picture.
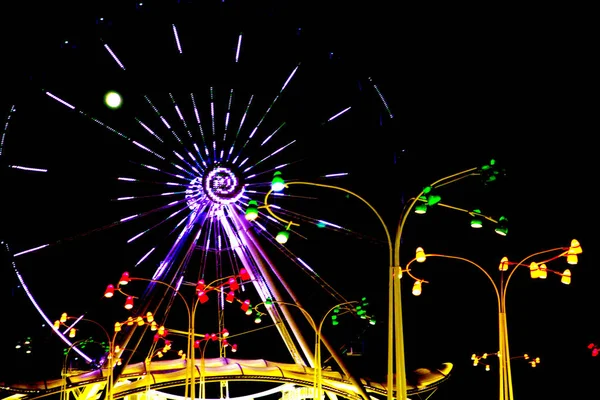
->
[262,181,389,400]
[261,164,498,400]
[403,239,582,400]
[54,315,115,400]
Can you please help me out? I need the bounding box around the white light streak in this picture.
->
[9,165,47,173]
[297,258,318,274]
[118,177,137,181]
[133,141,165,160]
[281,65,299,92]
[117,197,135,201]
[323,172,349,178]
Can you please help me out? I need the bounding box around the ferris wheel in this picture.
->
[0,3,455,400]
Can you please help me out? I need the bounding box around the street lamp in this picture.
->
[472,351,541,372]
[252,298,372,400]
[104,271,250,400]
[259,180,388,400]
[53,314,115,400]
[258,162,502,400]
[403,239,582,400]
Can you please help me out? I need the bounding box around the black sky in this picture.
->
[1,1,597,399]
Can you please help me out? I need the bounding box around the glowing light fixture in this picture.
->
[561,269,571,285]
[529,262,540,279]
[499,256,509,271]
[539,263,547,279]
[422,186,441,206]
[69,328,76,338]
[495,216,508,236]
[225,291,235,303]
[119,272,130,285]
[241,299,251,312]
[412,280,422,296]
[60,313,68,323]
[198,290,209,304]
[104,90,123,109]
[245,200,259,221]
[239,268,250,281]
[228,277,239,291]
[415,247,426,263]
[124,296,134,310]
[568,239,582,254]
[271,171,285,192]
[104,284,115,298]
[414,200,427,215]
[114,322,121,332]
[470,209,483,228]
[276,230,290,244]
[566,254,578,265]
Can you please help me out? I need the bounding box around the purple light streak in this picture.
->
[13,244,50,257]
[136,119,164,142]
[46,92,75,109]
[128,230,149,243]
[235,33,242,63]
[327,106,351,122]
[133,141,166,160]
[172,24,182,54]
[120,214,140,222]
[103,44,126,70]
[243,140,296,173]
[260,122,286,146]
[323,172,349,178]
[135,247,155,267]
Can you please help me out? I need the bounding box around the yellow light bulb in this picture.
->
[415,247,426,263]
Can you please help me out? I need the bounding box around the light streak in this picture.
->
[104,44,126,70]
[172,24,182,54]
[13,244,50,257]
[45,92,75,109]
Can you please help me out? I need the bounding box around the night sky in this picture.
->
[1,2,597,399]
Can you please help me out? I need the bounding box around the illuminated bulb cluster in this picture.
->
[194,329,238,353]
[587,343,599,357]
[246,170,292,244]
[104,269,252,313]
